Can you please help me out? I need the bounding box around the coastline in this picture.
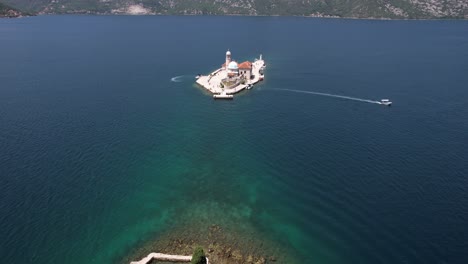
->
[27,13,468,21]
[119,201,301,264]
[123,222,297,264]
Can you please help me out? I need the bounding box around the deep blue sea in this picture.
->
[1,15,468,264]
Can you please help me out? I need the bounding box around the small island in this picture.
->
[196,50,265,99]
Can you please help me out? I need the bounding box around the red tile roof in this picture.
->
[238,61,252,69]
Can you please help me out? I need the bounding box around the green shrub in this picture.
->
[191,247,207,264]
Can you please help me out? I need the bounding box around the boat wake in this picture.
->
[170,76,184,82]
[272,88,382,105]
[170,75,193,83]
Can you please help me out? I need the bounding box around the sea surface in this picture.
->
[1,15,468,264]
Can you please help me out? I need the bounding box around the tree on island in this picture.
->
[191,247,207,264]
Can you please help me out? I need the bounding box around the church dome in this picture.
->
[226,50,231,56]
[228,61,238,70]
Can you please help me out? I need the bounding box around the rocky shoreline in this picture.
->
[0,2,33,18]
[0,9,20,17]
[0,4,22,18]
[123,223,295,264]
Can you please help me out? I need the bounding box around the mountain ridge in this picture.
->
[2,0,467,19]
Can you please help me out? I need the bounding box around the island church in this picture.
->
[222,50,253,80]
[194,48,265,99]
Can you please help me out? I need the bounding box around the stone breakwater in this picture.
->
[130,253,209,264]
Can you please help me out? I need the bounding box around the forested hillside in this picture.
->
[3,0,467,19]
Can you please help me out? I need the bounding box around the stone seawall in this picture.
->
[130,252,209,264]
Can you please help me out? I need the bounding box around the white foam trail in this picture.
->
[273,88,382,105]
[170,75,196,83]
[170,76,183,82]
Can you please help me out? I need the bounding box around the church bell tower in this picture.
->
[225,50,231,70]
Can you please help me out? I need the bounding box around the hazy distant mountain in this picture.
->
[3,0,467,19]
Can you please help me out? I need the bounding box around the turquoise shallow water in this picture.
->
[1,15,468,264]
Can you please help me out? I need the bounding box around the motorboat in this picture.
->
[195,74,201,79]
[381,99,392,106]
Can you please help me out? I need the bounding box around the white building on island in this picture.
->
[222,50,253,80]
[195,49,265,99]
